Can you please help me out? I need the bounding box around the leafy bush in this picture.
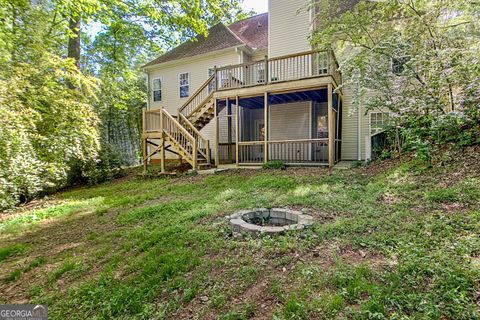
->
[262,160,286,170]
[0,56,100,209]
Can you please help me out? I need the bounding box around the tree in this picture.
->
[0,0,248,208]
[311,0,480,157]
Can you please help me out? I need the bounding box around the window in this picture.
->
[370,112,390,135]
[317,52,328,75]
[392,56,409,75]
[152,78,162,102]
[179,73,189,98]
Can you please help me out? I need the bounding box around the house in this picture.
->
[141,0,388,171]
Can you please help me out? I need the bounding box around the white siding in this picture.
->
[147,48,240,159]
[341,81,385,160]
[148,49,240,116]
[269,102,311,140]
[251,49,268,62]
[269,0,312,58]
[341,83,360,160]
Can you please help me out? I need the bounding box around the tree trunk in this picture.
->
[68,16,81,68]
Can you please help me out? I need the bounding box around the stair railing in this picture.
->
[179,74,216,118]
[160,108,198,167]
[179,113,211,164]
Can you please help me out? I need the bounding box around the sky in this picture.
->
[87,0,269,38]
[242,0,268,14]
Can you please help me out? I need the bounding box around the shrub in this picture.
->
[0,56,99,209]
[262,160,286,170]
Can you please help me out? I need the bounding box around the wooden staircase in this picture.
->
[178,74,217,130]
[142,75,217,171]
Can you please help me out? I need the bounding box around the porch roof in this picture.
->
[217,88,328,109]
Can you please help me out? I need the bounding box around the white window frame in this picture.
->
[370,112,390,135]
[179,72,189,98]
[152,77,162,102]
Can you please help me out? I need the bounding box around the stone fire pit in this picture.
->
[228,208,314,236]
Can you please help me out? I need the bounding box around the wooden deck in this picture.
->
[143,50,342,170]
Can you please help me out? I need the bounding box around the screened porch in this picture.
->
[214,86,342,166]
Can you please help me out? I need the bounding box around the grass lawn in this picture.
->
[0,149,479,319]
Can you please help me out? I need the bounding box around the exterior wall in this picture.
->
[341,83,386,161]
[341,84,360,160]
[251,49,268,62]
[269,102,311,140]
[146,48,240,159]
[147,49,240,115]
[268,0,312,58]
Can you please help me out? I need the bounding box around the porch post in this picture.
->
[264,92,269,164]
[142,109,147,172]
[227,98,232,161]
[214,98,219,166]
[235,96,239,165]
[160,108,165,173]
[328,84,334,167]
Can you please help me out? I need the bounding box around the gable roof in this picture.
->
[143,13,269,68]
[228,13,268,50]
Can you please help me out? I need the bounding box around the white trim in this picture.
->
[152,76,163,102]
[369,111,390,135]
[267,1,271,57]
[146,73,151,109]
[178,72,189,98]
[143,46,243,71]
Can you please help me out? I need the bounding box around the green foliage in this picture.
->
[262,160,287,170]
[0,0,249,209]
[0,55,100,208]
[0,155,479,318]
[0,244,28,263]
[311,0,480,160]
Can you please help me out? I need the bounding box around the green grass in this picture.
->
[0,156,479,319]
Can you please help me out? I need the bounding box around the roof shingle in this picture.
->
[228,13,268,50]
[143,13,269,68]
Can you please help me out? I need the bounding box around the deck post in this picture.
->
[328,84,334,167]
[142,138,147,172]
[142,109,147,172]
[227,98,232,162]
[264,92,268,164]
[193,140,198,170]
[214,98,219,166]
[265,55,269,84]
[235,96,239,165]
[160,108,165,173]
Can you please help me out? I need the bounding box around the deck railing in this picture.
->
[268,139,329,164]
[179,113,210,163]
[179,74,215,117]
[144,109,162,132]
[237,139,329,165]
[143,108,199,166]
[215,50,340,91]
[238,141,265,164]
[177,50,340,125]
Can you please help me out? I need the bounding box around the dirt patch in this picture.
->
[0,198,62,222]
[441,202,469,213]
